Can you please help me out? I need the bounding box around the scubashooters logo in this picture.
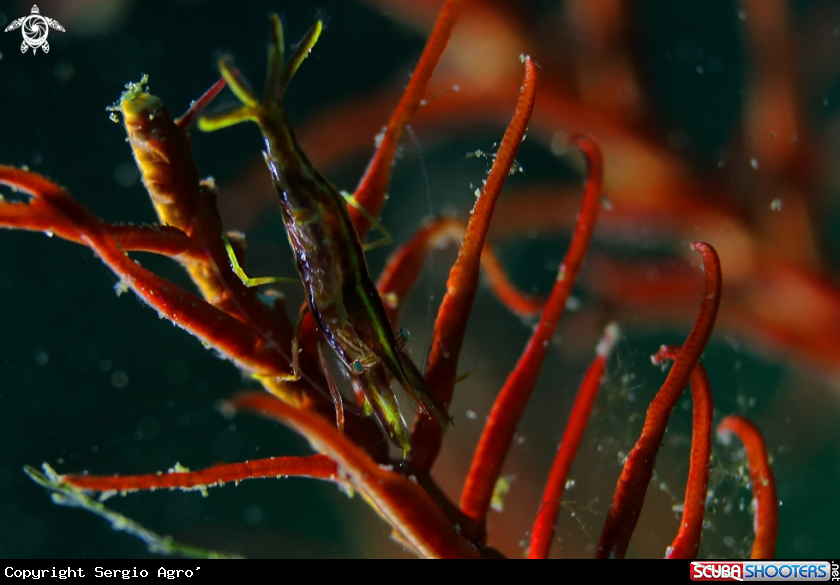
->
[4,5,65,55]
[691,561,833,582]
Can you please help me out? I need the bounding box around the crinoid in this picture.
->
[2,0,834,559]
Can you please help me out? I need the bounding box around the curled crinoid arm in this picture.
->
[376,217,545,325]
[411,57,539,472]
[597,242,722,559]
[528,323,619,559]
[652,345,714,560]
[717,415,778,560]
[458,133,603,536]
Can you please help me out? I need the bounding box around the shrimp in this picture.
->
[198,16,449,454]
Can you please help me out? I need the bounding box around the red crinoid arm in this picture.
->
[653,345,714,560]
[528,323,619,559]
[0,198,83,239]
[62,455,336,493]
[459,133,603,535]
[351,0,465,238]
[410,57,539,472]
[105,224,203,261]
[176,77,227,131]
[596,242,721,559]
[376,216,544,325]
[0,196,204,260]
[228,391,481,559]
[717,415,778,560]
[0,167,297,381]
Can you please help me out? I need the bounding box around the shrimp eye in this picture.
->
[352,360,365,373]
[395,328,409,352]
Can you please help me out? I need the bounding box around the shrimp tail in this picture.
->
[359,369,413,456]
[275,18,323,96]
[394,352,452,429]
[197,16,323,133]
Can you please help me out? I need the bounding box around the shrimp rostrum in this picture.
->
[198,16,449,454]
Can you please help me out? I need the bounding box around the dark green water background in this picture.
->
[0,0,838,558]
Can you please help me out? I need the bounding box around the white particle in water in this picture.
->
[110,371,129,389]
[374,128,386,148]
[723,535,736,548]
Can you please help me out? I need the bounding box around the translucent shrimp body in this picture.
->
[199,16,448,453]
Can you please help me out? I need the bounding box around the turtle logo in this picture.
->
[4,5,65,55]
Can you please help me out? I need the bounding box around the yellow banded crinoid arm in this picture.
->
[197,16,322,133]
